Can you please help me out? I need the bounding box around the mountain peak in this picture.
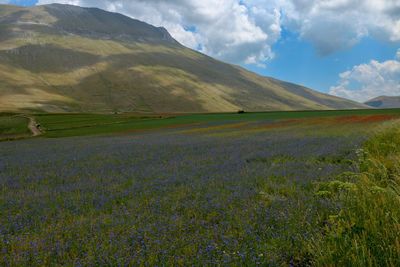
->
[0,3,178,44]
[365,96,400,109]
[0,4,365,113]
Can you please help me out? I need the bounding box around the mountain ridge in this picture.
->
[365,96,400,109]
[0,4,366,113]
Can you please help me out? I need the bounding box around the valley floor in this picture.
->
[0,110,399,265]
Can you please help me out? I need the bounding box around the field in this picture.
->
[1,109,400,265]
[0,114,31,141]
[33,108,400,137]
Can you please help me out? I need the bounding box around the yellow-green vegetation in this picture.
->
[33,108,400,138]
[2,109,400,265]
[0,110,371,266]
[0,113,31,140]
[2,109,400,140]
[311,121,400,265]
[0,4,365,114]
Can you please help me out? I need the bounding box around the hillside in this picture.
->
[365,96,400,109]
[0,4,365,113]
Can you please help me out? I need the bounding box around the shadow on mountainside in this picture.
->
[0,44,100,73]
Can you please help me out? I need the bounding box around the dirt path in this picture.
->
[27,116,42,136]
[15,115,42,137]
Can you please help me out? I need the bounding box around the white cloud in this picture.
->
[35,0,400,64]
[280,0,400,55]
[37,0,281,64]
[330,49,400,102]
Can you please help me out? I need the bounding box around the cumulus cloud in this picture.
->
[37,0,281,64]
[282,0,400,55]
[35,0,400,64]
[330,49,400,102]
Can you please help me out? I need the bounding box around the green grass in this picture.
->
[36,113,160,130]
[3,108,400,139]
[0,113,366,266]
[2,109,400,265]
[0,113,30,140]
[34,109,400,138]
[310,121,400,265]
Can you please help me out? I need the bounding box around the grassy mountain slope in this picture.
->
[365,96,400,109]
[0,4,365,113]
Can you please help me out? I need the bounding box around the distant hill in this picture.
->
[0,4,366,113]
[365,96,400,109]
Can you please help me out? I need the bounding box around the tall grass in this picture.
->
[312,121,400,265]
[0,115,31,141]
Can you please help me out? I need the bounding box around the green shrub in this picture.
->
[311,122,400,266]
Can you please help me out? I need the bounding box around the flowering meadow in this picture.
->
[0,113,399,265]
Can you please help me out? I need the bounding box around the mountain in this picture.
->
[0,4,365,113]
[365,96,400,109]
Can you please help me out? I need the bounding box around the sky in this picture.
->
[2,0,400,102]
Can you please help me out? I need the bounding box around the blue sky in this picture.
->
[8,0,36,6]
[4,0,400,102]
[246,30,399,93]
